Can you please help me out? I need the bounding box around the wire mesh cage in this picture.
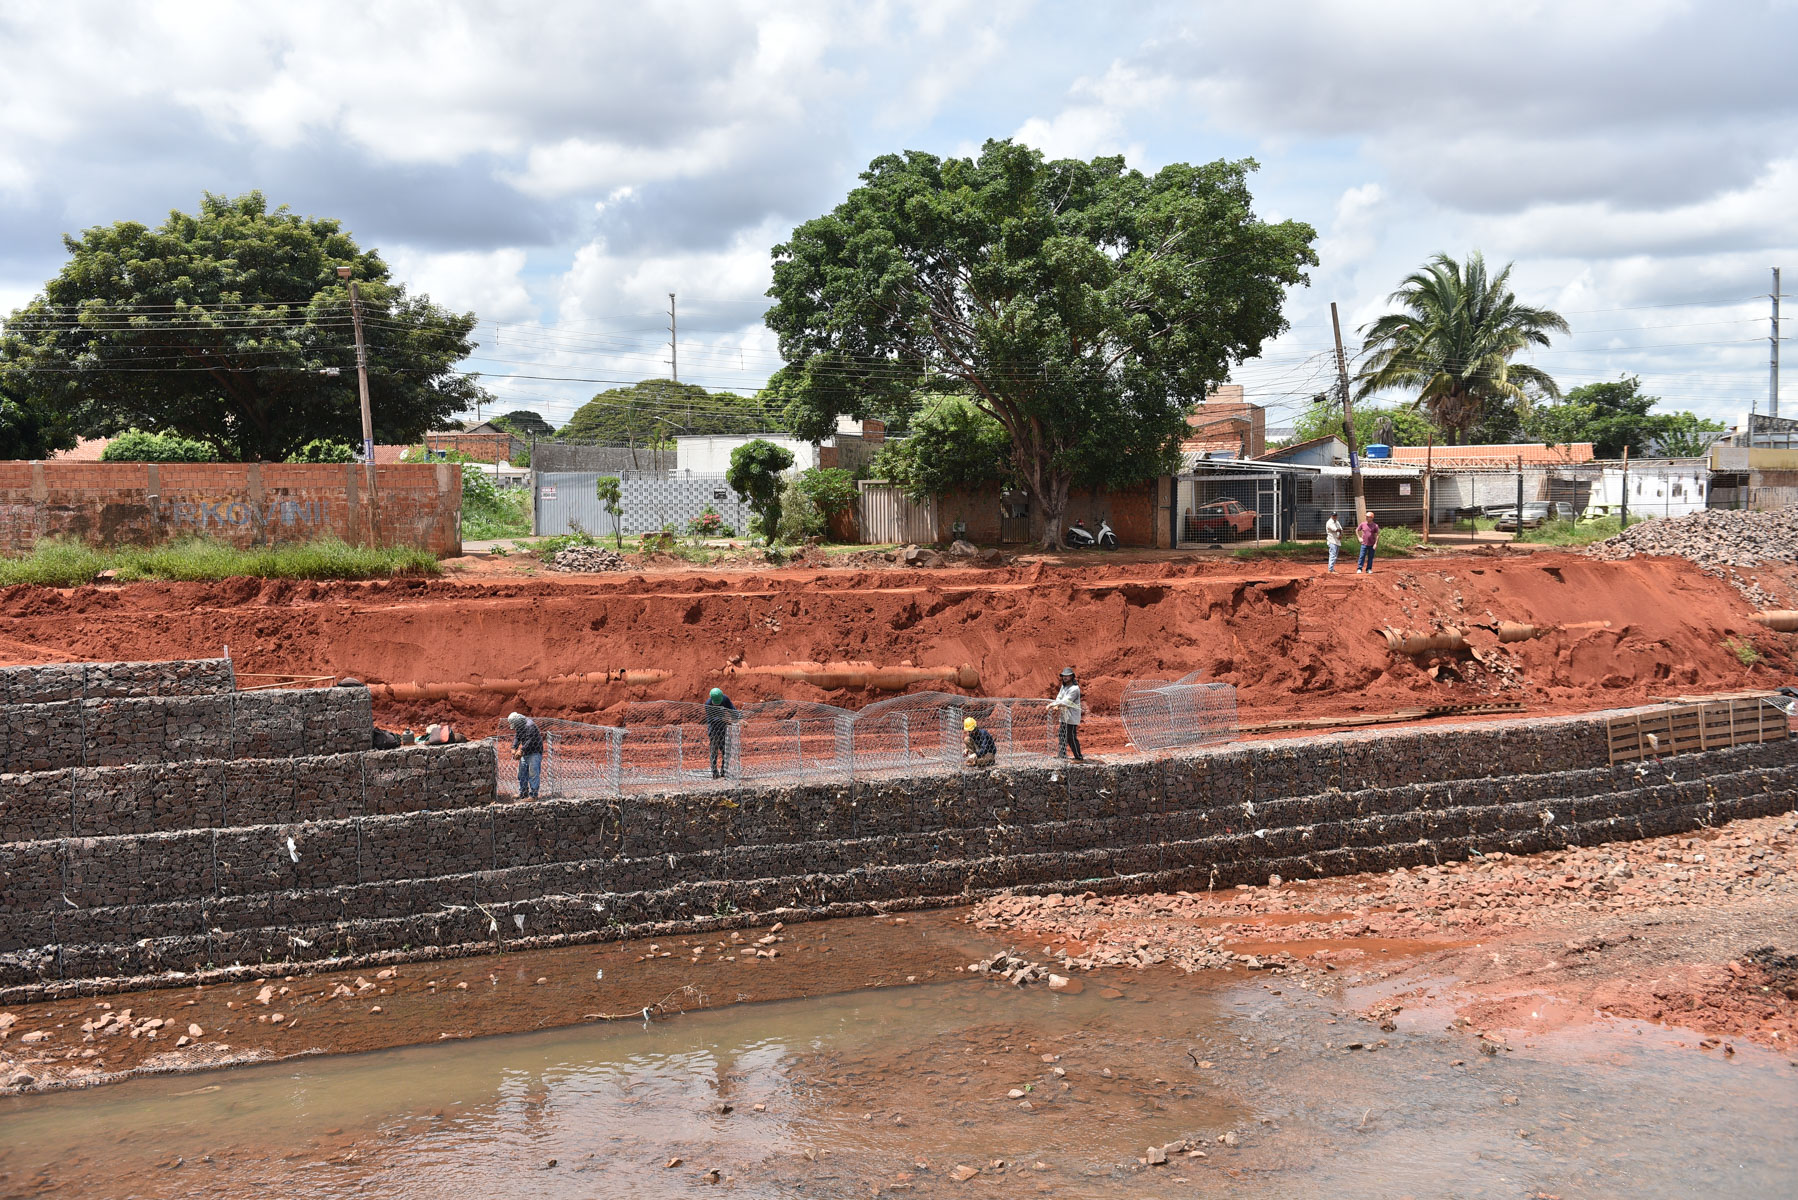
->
[729,700,855,785]
[1119,673,1238,753]
[496,716,624,799]
[848,691,961,777]
[621,700,734,791]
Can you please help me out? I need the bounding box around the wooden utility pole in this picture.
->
[339,265,379,546]
[1330,303,1367,524]
[1421,434,1433,544]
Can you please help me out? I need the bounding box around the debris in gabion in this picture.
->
[548,545,631,573]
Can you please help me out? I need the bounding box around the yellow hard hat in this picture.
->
[963,717,978,730]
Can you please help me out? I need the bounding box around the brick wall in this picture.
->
[939,482,1160,546]
[0,462,462,555]
[3,704,1794,998]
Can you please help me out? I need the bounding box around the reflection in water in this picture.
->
[1,977,1793,1198]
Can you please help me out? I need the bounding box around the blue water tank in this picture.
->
[1363,443,1392,459]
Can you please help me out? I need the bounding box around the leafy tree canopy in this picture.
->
[795,465,858,518]
[99,428,220,462]
[489,409,555,438]
[870,394,1013,502]
[1293,400,1442,450]
[1524,375,1725,458]
[1355,251,1567,444]
[0,191,488,462]
[557,379,780,444]
[765,140,1317,547]
[0,383,75,460]
[726,438,795,541]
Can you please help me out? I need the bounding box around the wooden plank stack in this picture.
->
[1607,696,1788,764]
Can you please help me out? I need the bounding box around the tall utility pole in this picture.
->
[338,265,379,545]
[1773,266,1782,424]
[668,292,678,383]
[1330,302,1367,524]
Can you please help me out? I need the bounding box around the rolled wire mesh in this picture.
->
[729,700,855,785]
[620,700,732,792]
[495,716,623,799]
[848,691,961,777]
[1120,675,1238,753]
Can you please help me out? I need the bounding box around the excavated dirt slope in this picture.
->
[0,549,1787,735]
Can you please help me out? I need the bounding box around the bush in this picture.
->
[775,474,825,543]
[686,506,733,540]
[100,429,220,462]
[796,466,858,519]
[400,446,530,540]
[726,439,795,541]
[286,438,357,463]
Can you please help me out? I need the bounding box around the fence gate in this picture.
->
[533,471,606,538]
[858,480,939,544]
[1176,471,1281,546]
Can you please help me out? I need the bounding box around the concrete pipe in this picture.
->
[1495,619,1613,642]
[726,660,981,691]
[1381,627,1468,656]
[369,668,672,702]
[1753,611,1798,632]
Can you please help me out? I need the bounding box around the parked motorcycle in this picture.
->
[1066,519,1118,549]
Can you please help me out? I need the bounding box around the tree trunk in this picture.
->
[1036,471,1072,551]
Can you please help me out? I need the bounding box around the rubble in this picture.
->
[547,545,632,573]
[1587,508,1798,572]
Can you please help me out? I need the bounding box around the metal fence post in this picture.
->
[676,725,684,779]
[901,713,910,762]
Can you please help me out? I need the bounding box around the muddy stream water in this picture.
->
[5,947,1795,1199]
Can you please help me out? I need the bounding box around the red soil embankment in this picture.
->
[0,550,1786,733]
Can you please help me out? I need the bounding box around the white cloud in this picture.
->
[383,246,537,322]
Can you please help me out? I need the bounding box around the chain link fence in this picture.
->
[730,700,855,784]
[489,679,1240,798]
[496,716,624,799]
[1120,671,1239,753]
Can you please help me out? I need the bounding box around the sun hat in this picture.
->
[1060,666,1075,679]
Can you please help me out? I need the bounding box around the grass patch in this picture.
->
[1232,539,1326,560]
[1724,636,1762,666]
[1513,516,1623,547]
[462,485,532,540]
[0,536,439,587]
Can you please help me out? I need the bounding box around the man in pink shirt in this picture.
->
[1355,510,1380,573]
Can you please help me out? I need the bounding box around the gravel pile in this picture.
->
[1586,507,1798,571]
[548,544,631,572]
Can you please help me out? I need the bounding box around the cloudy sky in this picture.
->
[2,0,1794,433]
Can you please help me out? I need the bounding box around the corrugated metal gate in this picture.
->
[857,481,938,544]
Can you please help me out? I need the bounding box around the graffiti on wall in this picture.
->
[161,498,329,530]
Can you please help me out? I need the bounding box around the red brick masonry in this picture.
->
[0,462,463,556]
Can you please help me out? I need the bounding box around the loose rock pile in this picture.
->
[1587,507,1798,571]
[548,545,631,572]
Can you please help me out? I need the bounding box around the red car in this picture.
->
[1184,499,1258,540]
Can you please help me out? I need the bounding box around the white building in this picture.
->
[1589,459,1709,518]
[673,434,820,475]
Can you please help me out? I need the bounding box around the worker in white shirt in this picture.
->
[1049,666,1085,762]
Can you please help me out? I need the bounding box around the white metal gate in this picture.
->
[857,481,938,544]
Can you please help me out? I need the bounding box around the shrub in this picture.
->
[100,429,220,462]
[286,438,358,463]
[775,474,825,543]
[725,439,794,541]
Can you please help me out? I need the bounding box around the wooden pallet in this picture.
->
[1606,696,1788,764]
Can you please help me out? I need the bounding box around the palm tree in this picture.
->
[1354,252,1568,444]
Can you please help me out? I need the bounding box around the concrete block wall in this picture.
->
[2,702,1794,998]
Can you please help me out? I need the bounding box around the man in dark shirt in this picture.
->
[705,687,736,778]
[963,716,996,768]
[507,711,543,798]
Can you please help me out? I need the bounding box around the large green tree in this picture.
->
[1525,375,1725,458]
[557,379,780,444]
[0,191,487,461]
[1293,399,1442,450]
[870,394,1012,502]
[489,409,555,438]
[1354,251,1568,444]
[765,140,1317,548]
[0,382,75,460]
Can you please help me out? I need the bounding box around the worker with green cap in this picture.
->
[705,687,736,778]
[963,714,996,768]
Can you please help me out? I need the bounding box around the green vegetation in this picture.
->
[0,536,438,588]
[1724,637,1761,667]
[870,395,1012,501]
[286,438,357,463]
[1355,251,1568,444]
[726,439,795,541]
[558,379,776,444]
[0,381,75,459]
[1512,516,1622,546]
[595,475,623,547]
[99,428,220,462]
[463,485,530,540]
[0,191,486,460]
[1524,375,1724,458]
[1293,401,1441,449]
[765,140,1317,548]
[488,409,555,438]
